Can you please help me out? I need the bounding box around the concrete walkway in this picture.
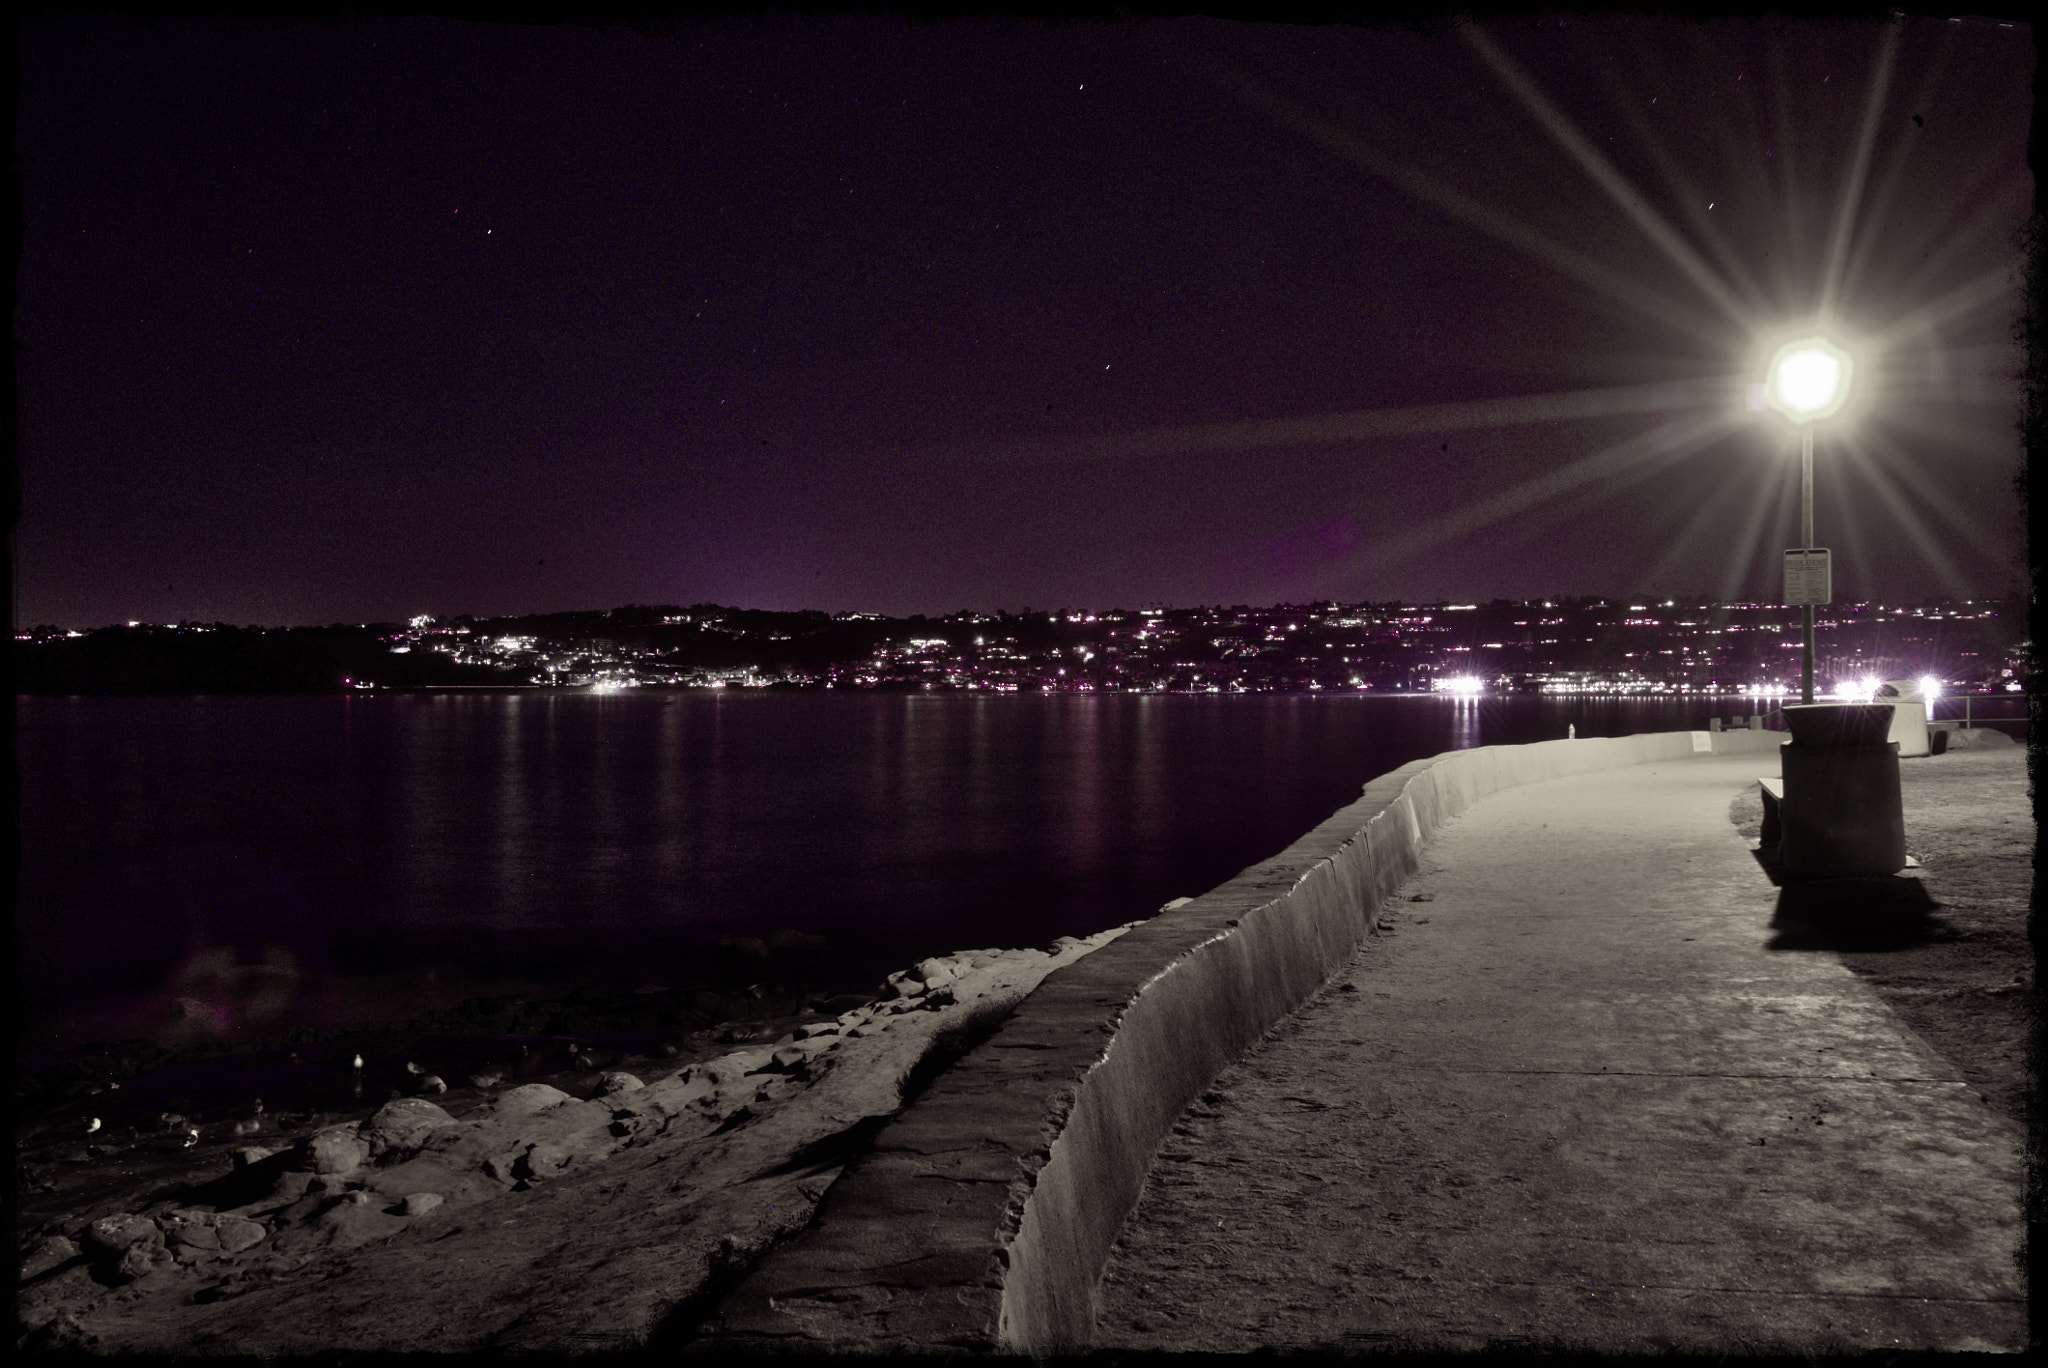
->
[1094,752,2026,1354]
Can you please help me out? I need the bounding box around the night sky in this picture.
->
[16,10,2034,628]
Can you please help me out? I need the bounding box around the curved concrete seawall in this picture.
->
[699,727,1787,1354]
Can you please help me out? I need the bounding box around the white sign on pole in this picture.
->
[1784,548,1831,606]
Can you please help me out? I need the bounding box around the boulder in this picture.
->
[362,1098,458,1160]
[489,1083,574,1118]
[20,1234,79,1281]
[83,1214,163,1259]
[214,1216,268,1253]
[83,1215,173,1284]
[157,1210,220,1251]
[400,1191,444,1218]
[300,1126,369,1176]
[911,957,957,986]
[765,1046,811,1075]
[597,1071,645,1096]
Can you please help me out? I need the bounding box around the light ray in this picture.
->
[1459,24,1752,328]
[1172,43,1714,340]
[969,379,1733,469]
[1857,419,2021,551]
[1338,409,1738,583]
[1709,460,1800,604]
[1863,259,2026,354]
[1634,448,1782,594]
[1816,20,1905,321]
[1838,433,1979,598]
[1593,46,1769,316]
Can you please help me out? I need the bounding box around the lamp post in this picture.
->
[1763,336,1853,705]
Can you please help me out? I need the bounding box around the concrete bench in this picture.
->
[1758,776,1783,849]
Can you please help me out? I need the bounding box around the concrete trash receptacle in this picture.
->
[1777,704,1907,877]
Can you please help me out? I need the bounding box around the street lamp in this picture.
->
[1764,335,1854,704]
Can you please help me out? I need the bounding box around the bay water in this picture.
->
[17,690,1741,1056]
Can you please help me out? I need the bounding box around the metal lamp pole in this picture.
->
[1765,334,1849,707]
[1800,422,1815,704]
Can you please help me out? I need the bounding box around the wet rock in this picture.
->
[597,1071,646,1096]
[400,1191,444,1217]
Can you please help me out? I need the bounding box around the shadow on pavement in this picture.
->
[1762,871,1951,952]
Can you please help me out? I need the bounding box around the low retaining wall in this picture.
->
[698,728,1786,1354]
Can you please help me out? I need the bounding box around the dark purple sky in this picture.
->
[16,10,2034,627]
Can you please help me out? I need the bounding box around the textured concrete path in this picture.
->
[1095,751,2026,1354]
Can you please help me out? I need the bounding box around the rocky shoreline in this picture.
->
[15,926,1140,1352]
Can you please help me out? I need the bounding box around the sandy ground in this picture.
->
[14,930,1137,1353]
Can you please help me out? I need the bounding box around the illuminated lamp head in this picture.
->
[1763,336,1853,423]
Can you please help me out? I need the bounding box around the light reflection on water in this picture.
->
[19,690,1738,1053]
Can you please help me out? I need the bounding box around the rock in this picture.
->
[84,1215,174,1284]
[363,1097,458,1160]
[490,1083,574,1117]
[233,1145,281,1169]
[214,1216,268,1253]
[268,1169,317,1203]
[301,1125,370,1176]
[400,1191,445,1217]
[764,928,828,952]
[158,1209,221,1251]
[653,1042,682,1058]
[83,1213,163,1259]
[714,936,770,962]
[597,1071,645,1096]
[813,992,872,1015]
[911,957,957,986]
[416,1074,448,1095]
[792,1021,839,1040]
[765,1046,810,1075]
[884,970,925,1000]
[470,1067,509,1088]
[115,1242,176,1283]
[1946,725,2016,749]
[20,1234,79,1281]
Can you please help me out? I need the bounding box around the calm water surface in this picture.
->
[18,690,1738,1053]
